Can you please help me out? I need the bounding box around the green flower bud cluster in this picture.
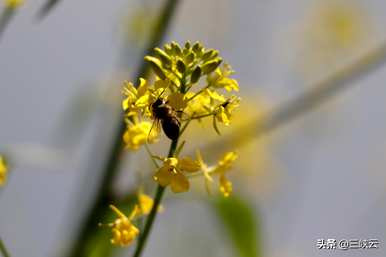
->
[144,41,222,91]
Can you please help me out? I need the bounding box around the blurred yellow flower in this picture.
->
[137,192,163,215]
[137,193,154,215]
[195,150,237,197]
[106,205,140,247]
[297,0,373,80]
[4,0,23,9]
[213,151,238,174]
[178,156,201,172]
[214,152,237,197]
[0,155,7,186]
[123,121,158,150]
[219,174,232,197]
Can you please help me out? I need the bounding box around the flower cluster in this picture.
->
[121,41,240,196]
[153,150,238,195]
[100,192,158,247]
[0,155,7,187]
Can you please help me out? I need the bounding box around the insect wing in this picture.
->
[148,119,161,142]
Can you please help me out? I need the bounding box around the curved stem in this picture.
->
[0,238,10,257]
[132,138,179,257]
[65,1,180,256]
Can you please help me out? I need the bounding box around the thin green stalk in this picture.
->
[133,185,165,257]
[0,7,15,41]
[65,1,179,256]
[36,0,61,20]
[0,238,10,257]
[132,138,179,257]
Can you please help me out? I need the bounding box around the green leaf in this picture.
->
[210,195,261,257]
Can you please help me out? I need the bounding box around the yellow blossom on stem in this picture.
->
[219,174,232,197]
[4,0,23,9]
[214,151,238,173]
[214,151,237,197]
[122,78,152,117]
[215,97,240,126]
[137,193,153,215]
[153,156,200,193]
[137,192,164,215]
[184,92,212,117]
[123,121,158,150]
[104,205,140,247]
[0,155,7,186]
[111,41,241,256]
[196,151,238,197]
[207,63,239,92]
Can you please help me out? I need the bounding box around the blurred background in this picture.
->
[1,0,386,257]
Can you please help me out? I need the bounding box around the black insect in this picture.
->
[151,98,180,140]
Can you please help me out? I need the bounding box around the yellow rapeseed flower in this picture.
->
[137,192,163,215]
[0,155,7,186]
[4,0,23,9]
[184,92,212,117]
[213,151,238,174]
[122,78,151,117]
[215,97,240,126]
[137,192,154,215]
[105,205,140,247]
[123,121,158,150]
[214,152,238,197]
[153,157,200,193]
[195,150,237,197]
[219,174,232,197]
[207,63,239,92]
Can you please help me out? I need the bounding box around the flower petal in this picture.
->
[178,156,201,172]
[219,174,232,197]
[170,172,190,193]
[154,166,173,187]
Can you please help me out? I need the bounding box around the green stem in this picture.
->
[0,7,15,41]
[36,0,61,20]
[65,1,179,256]
[132,138,178,257]
[0,238,10,257]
